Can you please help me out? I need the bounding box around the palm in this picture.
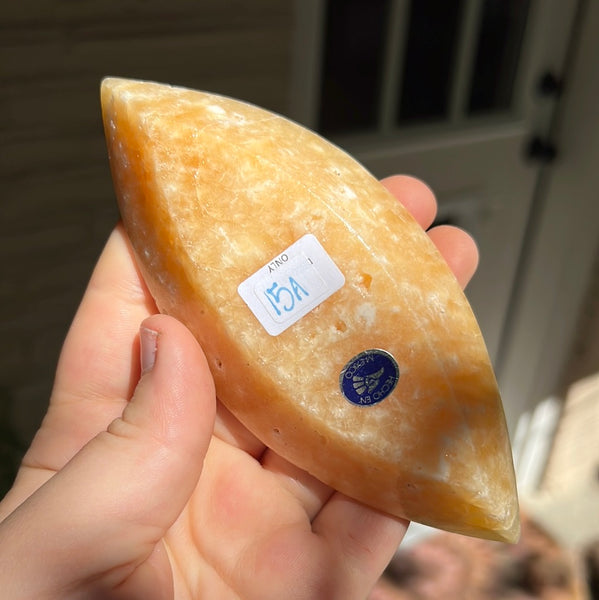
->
[0,177,478,599]
[168,435,338,598]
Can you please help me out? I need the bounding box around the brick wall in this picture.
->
[0,1,294,457]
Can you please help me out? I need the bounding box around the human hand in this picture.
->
[0,176,478,600]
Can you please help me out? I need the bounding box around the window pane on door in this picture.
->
[467,0,531,114]
[397,0,464,124]
[318,0,390,134]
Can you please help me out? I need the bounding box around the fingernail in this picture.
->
[140,327,158,373]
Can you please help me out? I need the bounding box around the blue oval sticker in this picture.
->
[339,349,400,406]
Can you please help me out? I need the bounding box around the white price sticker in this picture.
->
[238,234,345,336]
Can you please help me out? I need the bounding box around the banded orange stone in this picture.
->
[101,78,520,543]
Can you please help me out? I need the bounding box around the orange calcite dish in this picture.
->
[101,77,520,543]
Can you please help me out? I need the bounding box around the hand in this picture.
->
[0,176,478,600]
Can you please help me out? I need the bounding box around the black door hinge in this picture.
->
[537,71,564,98]
[526,136,558,163]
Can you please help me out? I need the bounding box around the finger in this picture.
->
[54,223,156,407]
[380,175,437,229]
[23,224,156,476]
[427,224,479,288]
[381,176,479,288]
[312,493,409,599]
[260,451,333,518]
[0,314,216,599]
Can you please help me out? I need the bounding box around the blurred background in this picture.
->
[2,0,598,597]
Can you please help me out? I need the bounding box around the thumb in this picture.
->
[0,314,216,599]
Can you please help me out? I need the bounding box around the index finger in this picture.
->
[25,224,157,472]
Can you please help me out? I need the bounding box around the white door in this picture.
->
[290,0,581,433]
